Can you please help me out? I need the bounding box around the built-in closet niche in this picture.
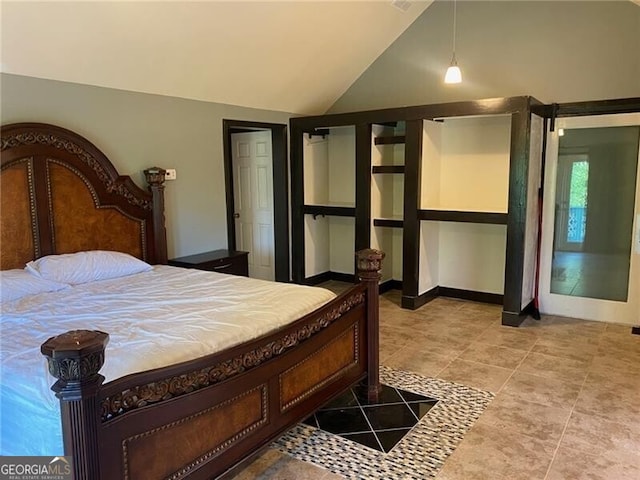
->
[418,115,511,300]
[371,123,405,285]
[302,127,356,281]
[292,95,548,326]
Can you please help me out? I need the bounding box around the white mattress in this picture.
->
[0,266,335,455]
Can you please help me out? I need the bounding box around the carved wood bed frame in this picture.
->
[0,123,383,479]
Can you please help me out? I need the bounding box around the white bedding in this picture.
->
[0,265,335,455]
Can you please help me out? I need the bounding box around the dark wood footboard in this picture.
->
[41,249,384,480]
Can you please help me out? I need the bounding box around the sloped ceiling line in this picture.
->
[1,1,433,115]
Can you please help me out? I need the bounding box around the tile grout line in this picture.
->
[495,331,541,395]
[355,391,386,452]
[431,316,497,378]
[541,334,598,480]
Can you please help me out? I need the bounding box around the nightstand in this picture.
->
[168,249,249,277]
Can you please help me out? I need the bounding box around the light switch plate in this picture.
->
[165,169,177,181]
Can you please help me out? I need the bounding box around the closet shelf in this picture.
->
[303,204,356,218]
[374,135,406,145]
[419,210,508,225]
[372,165,405,174]
[373,218,404,228]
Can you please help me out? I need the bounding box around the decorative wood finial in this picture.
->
[356,248,385,281]
[143,167,167,187]
[41,330,109,386]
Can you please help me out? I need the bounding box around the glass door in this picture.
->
[539,113,640,324]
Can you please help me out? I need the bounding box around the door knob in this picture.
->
[233,213,240,218]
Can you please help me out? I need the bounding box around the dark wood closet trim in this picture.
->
[535,97,640,119]
[401,119,423,303]
[293,96,530,129]
[302,205,356,217]
[372,165,405,174]
[290,123,305,283]
[419,210,508,225]
[373,219,403,228]
[502,103,533,326]
[503,299,536,326]
[223,119,289,282]
[355,123,373,253]
[374,135,406,145]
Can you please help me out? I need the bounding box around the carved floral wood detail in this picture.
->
[100,291,365,422]
[41,330,109,383]
[1,131,152,210]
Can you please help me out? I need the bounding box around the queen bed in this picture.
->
[0,123,383,479]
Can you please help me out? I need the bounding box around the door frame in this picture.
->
[223,119,289,282]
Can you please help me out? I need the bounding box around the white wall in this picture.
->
[329,1,640,113]
[421,116,511,212]
[304,215,330,277]
[419,118,510,294]
[328,127,356,206]
[438,223,507,294]
[419,221,440,294]
[303,135,329,205]
[302,127,356,276]
[1,73,292,259]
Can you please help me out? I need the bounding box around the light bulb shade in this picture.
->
[444,64,462,84]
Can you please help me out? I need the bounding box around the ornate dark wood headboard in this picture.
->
[0,123,167,270]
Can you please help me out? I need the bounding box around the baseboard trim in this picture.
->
[331,272,356,284]
[438,287,503,305]
[303,271,356,286]
[402,286,439,310]
[303,271,333,286]
[379,279,402,295]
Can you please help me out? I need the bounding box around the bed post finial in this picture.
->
[356,248,384,402]
[41,330,109,480]
[144,167,168,265]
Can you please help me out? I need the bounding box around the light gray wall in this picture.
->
[1,73,292,259]
[329,0,640,113]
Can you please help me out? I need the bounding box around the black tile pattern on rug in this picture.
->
[302,384,438,453]
[275,366,495,480]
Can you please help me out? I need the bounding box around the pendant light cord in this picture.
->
[452,0,457,60]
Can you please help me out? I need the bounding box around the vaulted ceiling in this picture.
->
[1,1,432,115]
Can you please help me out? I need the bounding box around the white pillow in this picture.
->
[25,250,152,285]
[1,269,70,303]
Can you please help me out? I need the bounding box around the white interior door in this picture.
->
[232,130,275,281]
[539,113,640,324]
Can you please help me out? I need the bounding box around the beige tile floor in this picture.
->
[232,287,640,480]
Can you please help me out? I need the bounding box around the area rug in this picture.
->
[273,366,494,479]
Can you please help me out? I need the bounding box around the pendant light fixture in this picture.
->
[444,0,462,84]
